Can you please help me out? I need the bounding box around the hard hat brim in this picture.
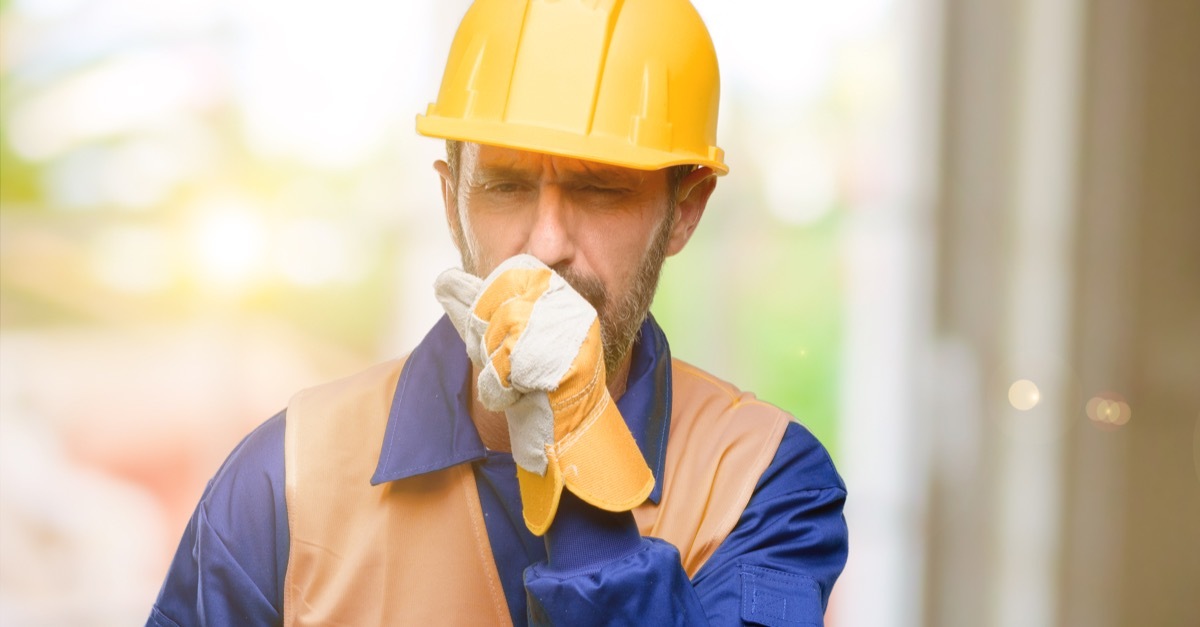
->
[417,113,728,176]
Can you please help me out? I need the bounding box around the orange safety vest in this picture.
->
[282,357,791,626]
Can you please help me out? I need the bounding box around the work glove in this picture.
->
[435,255,654,535]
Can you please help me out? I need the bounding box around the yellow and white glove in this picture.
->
[435,255,654,535]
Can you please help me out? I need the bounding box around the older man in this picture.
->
[149,1,847,625]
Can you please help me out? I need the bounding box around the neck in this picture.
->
[470,355,633,453]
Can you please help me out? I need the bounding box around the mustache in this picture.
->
[552,265,607,315]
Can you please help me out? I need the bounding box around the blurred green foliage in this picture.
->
[654,211,843,458]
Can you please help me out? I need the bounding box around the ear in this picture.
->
[666,167,717,257]
[433,160,463,252]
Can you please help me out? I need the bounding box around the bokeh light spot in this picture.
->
[1085,391,1131,428]
[189,202,267,289]
[1008,379,1041,411]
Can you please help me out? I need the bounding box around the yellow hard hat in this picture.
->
[416,0,727,175]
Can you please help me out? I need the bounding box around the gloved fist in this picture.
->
[435,255,654,535]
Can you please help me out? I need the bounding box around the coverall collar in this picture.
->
[371,314,672,504]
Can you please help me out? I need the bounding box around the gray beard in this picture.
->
[452,211,675,379]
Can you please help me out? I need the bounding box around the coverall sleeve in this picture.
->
[147,412,289,627]
[523,421,848,626]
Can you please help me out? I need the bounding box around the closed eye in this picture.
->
[473,180,531,195]
[576,185,627,196]
[486,182,524,193]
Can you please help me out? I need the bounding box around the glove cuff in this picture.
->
[518,397,654,535]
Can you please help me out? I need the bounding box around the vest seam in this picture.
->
[282,395,302,627]
[672,360,741,403]
[695,408,790,569]
[282,360,408,626]
[459,464,513,625]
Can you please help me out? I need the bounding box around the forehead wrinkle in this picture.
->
[471,159,646,190]
[465,143,537,179]
[469,144,649,187]
[559,164,645,188]
[545,158,646,190]
[467,163,540,186]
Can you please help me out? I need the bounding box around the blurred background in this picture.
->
[0,0,1196,625]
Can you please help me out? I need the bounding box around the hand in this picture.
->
[435,255,654,535]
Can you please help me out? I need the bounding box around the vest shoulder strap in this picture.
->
[283,357,511,627]
[633,359,792,576]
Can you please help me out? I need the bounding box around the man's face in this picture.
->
[437,143,690,376]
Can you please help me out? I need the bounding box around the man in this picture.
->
[149,1,848,625]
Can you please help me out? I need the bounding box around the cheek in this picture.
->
[575,212,662,290]
[459,210,528,273]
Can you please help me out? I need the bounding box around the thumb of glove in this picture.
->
[434,268,484,365]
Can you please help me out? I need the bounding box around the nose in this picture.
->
[524,186,575,268]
